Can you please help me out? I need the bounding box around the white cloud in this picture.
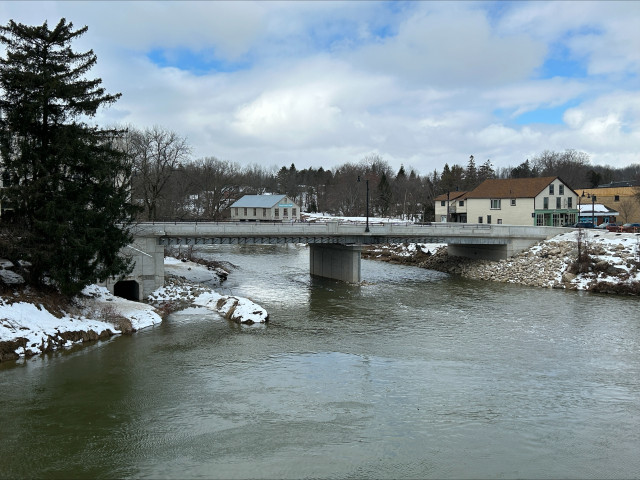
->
[1,1,639,175]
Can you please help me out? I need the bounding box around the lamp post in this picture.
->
[592,194,596,227]
[357,176,370,232]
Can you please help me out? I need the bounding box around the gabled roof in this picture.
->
[465,176,561,199]
[434,191,469,202]
[230,194,288,208]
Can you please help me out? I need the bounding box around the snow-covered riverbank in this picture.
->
[364,230,640,294]
[0,257,268,362]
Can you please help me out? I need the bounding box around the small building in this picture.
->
[578,203,619,225]
[439,177,579,226]
[434,190,469,222]
[577,186,640,224]
[230,194,301,222]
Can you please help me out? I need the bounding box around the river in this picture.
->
[1,244,639,479]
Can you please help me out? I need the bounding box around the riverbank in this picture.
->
[363,230,640,294]
[0,256,268,363]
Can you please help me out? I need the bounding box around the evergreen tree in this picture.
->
[0,19,137,295]
[464,155,477,190]
[376,172,393,217]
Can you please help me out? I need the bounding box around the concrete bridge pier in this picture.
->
[309,244,362,283]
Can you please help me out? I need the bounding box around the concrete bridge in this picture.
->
[103,221,569,300]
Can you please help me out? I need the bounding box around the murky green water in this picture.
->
[1,244,639,479]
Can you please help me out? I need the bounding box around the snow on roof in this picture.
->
[230,194,289,208]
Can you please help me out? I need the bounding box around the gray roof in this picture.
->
[230,194,289,208]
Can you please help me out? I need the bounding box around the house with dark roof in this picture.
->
[229,194,300,222]
[434,177,580,226]
[464,176,579,226]
[434,190,469,223]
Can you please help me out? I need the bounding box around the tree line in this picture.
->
[126,136,640,223]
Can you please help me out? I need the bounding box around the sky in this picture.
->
[1,1,639,176]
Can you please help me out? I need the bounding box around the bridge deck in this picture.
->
[133,221,569,246]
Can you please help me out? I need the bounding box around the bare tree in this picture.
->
[129,126,191,221]
[189,157,241,220]
[618,198,636,223]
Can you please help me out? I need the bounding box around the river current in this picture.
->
[1,244,639,479]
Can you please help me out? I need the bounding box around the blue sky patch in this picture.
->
[147,48,250,75]
[514,100,580,125]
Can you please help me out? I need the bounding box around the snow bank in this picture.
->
[1,285,162,360]
[148,257,269,325]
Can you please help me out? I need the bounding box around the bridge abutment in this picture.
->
[309,244,362,283]
[103,238,165,301]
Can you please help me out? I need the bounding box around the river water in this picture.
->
[1,244,639,479]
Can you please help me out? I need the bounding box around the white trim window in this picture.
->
[490,199,501,209]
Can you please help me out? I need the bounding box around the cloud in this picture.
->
[1,1,639,175]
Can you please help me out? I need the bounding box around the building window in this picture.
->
[263,208,267,217]
[536,214,545,226]
[292,208,297,216]
[549,184,554,195]
[568,197,573,208]
[497,219,503,224]
[543,197,549,209]
[615,195,620,201]
[487,215,492,224]
[510,199,516,206]
[459,200,464,207]
[490,199,501,209]
[559,185,564,195]
[243,207,247,216]
[234,208,238,216]
[253,208,257,216]
[440,215,447,222]
[274,209,279,218]
[440,200,446,207]
[556,197,562,209]
[283,208,288,217]
[478,217,483,223]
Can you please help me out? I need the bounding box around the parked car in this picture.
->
[604,222,622,232]
[620,223,640,233]
[572,222,595,229]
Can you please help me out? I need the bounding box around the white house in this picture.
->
[436,177,580,226]
[230,194,301,222]
[434,190,469,223]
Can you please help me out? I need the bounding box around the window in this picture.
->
[234,208,238,216]
[253,208,257,216]
[283,208,288,217]
[568,198,572,208]
[615,195,620,202]
[559,185,564,195]
[487,215,492,224]
[292,208,297,216]
[556,197,562,209]
[440,200,446,207]
[510,199,516,206]
[263,208,267,217]
[497,219,503,224]
[543,197,549,209]
[478,217,483,223]
[549,184,555,195]
[459,200,464,207]
[274,209,279,218]
[243,207,247,216]
[440,215,447,222]
[490,199,501,209]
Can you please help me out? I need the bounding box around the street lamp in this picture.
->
[357,175,370,232]
[592,194,596,226]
